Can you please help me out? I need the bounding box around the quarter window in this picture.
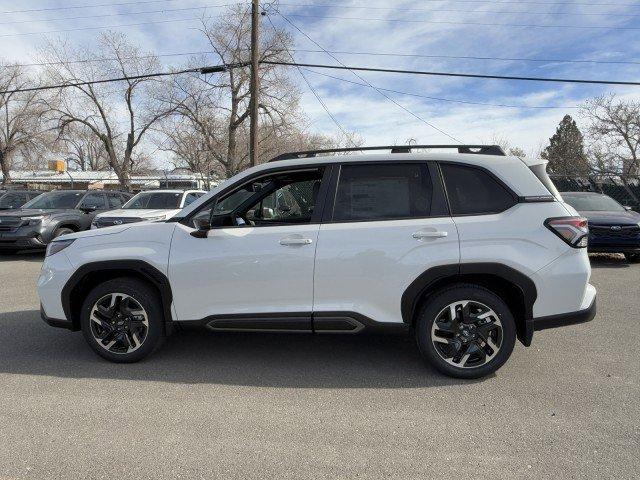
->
[440,164,516,215]
[332,163,433,222]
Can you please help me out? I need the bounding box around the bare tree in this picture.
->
[0,64,48,184]
[194,5,299,176]
[582,95,640,175]
[42,32,175,189]
[57,123,109,171]
[582,95,640,202]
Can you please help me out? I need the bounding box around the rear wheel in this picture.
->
[415,284,516,379]
[624,253,640,263]
[80,278,164,363]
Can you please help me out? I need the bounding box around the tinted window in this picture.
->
[124,192,182,209]
[183,193,200,207]
[79,192,108,209]
[562,193,625,212]
[333,164,433,222]
[0,192,27,208]
[441,164,515,215]
[23,191,84,209]
[108,194,124,208]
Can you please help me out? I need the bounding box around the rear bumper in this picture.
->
[532,295,597,332]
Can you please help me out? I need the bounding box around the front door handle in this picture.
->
[412,230,448,240]
[279,236,313,246]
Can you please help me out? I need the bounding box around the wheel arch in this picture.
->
[401,263,537,346]
[61,260,173,333]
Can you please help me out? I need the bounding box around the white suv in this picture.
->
[38,145,596,378]
[91,189,206,228]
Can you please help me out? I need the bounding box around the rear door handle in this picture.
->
[279,236,313,246]
[412,230,448,240]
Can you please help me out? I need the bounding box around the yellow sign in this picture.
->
[48,160,65,172]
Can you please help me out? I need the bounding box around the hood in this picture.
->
[580,210,640,226]
[61,224,133,240]
[0,208,71,217]
[95,208,179,219]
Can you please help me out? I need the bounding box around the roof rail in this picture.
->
[269,144,506,162]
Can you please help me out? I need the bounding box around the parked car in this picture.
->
[91,189,206,229]
[0,189,132,252]
[0,190,44,210]
[38,145,596,379]
[561,191,640,263]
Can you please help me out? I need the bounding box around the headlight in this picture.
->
[46,239,75,257]
[21,215,47,226]
[145,215,166,222]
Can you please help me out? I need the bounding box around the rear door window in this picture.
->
[332,163,433,222]
[440,163,516,215]
[79,192,108,210]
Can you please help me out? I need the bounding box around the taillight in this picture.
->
[545,217,588,248]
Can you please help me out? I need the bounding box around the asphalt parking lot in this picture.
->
[0,254,638,479]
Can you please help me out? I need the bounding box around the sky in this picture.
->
[1,0,639,166]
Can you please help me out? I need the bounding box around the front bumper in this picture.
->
[0,226,47,250]
[40,304,75,330]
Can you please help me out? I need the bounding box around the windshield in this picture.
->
[123,192,182,209]
[563,193,626,212]
[22,191,83,209]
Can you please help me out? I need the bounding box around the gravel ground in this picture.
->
[0,253,638,479]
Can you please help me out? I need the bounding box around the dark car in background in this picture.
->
[562,191,640,263]
[0,190,132,253]
[0,190,43,210]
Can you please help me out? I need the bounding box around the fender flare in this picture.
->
[400,263,537,345]
[61,260,173,331]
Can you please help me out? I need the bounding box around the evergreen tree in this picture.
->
[541,115,591,175]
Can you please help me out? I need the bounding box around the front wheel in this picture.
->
[624,253,640,263]
[80,278,164,363]
[415,285,516,379]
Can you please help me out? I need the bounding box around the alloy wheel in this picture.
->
[430,300,503,369]
[89,293,149,354]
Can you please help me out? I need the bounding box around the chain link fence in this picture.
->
[551,174,640,212]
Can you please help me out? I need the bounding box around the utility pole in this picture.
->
[249,0,260,167]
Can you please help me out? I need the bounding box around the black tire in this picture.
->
[624,253,640,263]
[415,284,516,379]
[80,277,164,363]
[52,227,74,239]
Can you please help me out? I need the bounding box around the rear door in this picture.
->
[312,161,459,328]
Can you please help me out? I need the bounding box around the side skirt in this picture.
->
[178,312,410,335]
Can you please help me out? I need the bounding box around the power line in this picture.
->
[0,0,197,15]
[0,4,234,26]
[0,17,202,37]
[277,2,640,18]
[269,7,462,143]
[302,67,578,110]
[284,13,640,31]
[12,48,640,69]
[278,0,640,6]
[290,49,640,66]
[263,61,640,86]
[264,12,354,143]
[0,63,246,95]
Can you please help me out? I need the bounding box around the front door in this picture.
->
[169,167,328,331]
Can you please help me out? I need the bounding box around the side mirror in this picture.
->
[624,206,633,211]
[80,205,97,213]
